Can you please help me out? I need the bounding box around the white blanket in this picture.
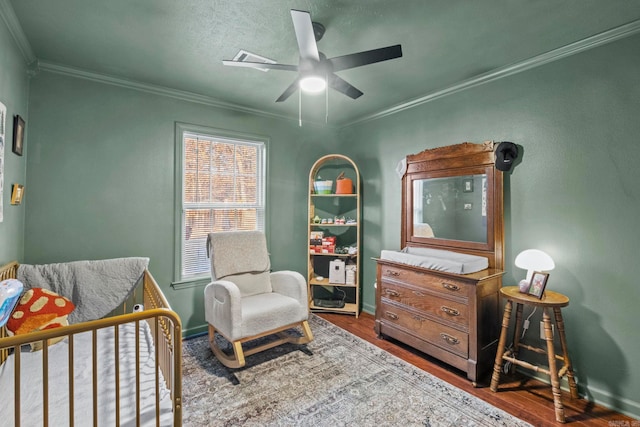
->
[207,231,270,279]
[380,247,488,274]
[0,322,173,426]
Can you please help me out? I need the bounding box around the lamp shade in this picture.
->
[515,249,555,282]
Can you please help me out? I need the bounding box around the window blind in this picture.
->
[180,131,265,279]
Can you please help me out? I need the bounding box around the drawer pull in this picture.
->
[384,289,400,297]
[441,306,460,316]
[385,269,400,277]
[440,333,460,345]
[412,291,426,297]
[442,282,460,291]
[385,311,399,320]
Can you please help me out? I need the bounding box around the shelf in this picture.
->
[309,252,356,257]
[310,302,359,315]
[309,277,358,287]
[309,223,357,227]
[308,154,360,317]
[310,193,357,197]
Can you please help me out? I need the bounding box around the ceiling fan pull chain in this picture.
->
[299,89,302,127]
[325,75,328,124]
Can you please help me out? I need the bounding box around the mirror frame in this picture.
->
[401,141,504,270]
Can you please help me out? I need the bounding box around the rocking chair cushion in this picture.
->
[239,293,306,339]
[223,271,272,298]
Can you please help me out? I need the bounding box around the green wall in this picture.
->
[0,17,28,264]
[339,33,640,418]
[9,12,640,419]
[24,71,338,335]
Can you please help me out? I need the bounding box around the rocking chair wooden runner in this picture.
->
[203,231,313,368]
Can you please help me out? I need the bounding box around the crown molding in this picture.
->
[0,0,36,63]
[37,61,337,129]
[343,19,640,127]
[37,60,303,123]
[0,0,310,126]
[4,0,638,129]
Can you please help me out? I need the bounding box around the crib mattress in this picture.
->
[0,321,173,426]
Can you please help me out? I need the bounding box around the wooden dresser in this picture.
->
[375,141,505,385]
[375,259,502,383]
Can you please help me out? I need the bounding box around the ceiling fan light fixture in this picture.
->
[223,9,402,103]
[299,75,326,93]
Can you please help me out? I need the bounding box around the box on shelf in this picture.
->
[329,259,346,284]
[345,264,357,285]
[322,236,336,246]
[310,231,324,246]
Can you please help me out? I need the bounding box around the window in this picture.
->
[176,124,266,281]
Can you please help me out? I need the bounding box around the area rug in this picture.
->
[182,315,530,426]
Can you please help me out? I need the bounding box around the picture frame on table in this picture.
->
[12,115,25,156]
[527,271,549,299]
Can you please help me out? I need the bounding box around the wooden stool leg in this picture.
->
[490,299,513,392]
[554,307,579,399]
[543,308,566,423]
[510,303,524,370]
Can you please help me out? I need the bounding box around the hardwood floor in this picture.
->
[317,312,635,427]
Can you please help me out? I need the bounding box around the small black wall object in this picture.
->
[495,141,518,172]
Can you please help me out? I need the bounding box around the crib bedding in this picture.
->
[0,321,173,426]
[17,257,149,324]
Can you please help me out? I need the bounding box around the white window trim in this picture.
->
[173,122,268,284]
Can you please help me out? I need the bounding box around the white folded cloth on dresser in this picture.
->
[380,247,488,274]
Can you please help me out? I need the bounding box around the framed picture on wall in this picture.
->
[462,178,474,192]
[527,271,549,299]
[11,184,24,205]
[12,115,25,156]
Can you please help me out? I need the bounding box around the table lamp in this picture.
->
[515,249,555,292]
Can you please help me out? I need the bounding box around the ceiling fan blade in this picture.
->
[330,44,403,72]
[329,75,363,99]
[276,78,300,102]
[290,9,320,61]
[222,60,298,72]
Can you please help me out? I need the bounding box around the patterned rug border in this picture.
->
[181,314,532,426]
[305,315,530,425]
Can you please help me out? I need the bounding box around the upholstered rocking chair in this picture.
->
[204,231,313,368]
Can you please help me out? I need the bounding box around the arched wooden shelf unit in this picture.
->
[307,154,361,317]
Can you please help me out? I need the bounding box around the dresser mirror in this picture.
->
[412,172,488,244]
[401,141,503,270]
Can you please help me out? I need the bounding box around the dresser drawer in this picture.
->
[379,265,470,299]
[380,281,469,328]
[380,301,468,358]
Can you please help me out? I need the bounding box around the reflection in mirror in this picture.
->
[413,174,488,243]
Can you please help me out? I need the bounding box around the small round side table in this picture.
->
[490,286,579,423]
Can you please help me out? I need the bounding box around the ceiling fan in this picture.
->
[222,9,403,102]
